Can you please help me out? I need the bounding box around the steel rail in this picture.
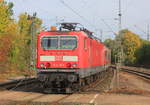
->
[122,69,150,80]
[0,78,38,89]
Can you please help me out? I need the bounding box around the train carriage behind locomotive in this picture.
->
[36,23,111,92]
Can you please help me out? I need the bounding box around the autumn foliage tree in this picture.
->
[0,0,14,33]
[105,29,143,65]
[17,12,42,70]
[0,0,15,71]
[0,35,12,70]
[0,0,43,75]
[105,29,150,66]
[121,30,142,64]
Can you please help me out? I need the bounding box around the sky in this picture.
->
[6,0,150,41]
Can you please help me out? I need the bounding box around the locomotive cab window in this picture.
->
[60,36,77,49]
[41,36,58,49]
[41,36,77,50]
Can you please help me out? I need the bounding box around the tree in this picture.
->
[0,34,12,69]
[104,39,117,63]
[16,12,42,70]
[0,0,14,34]
[18,13,42,36]
[0,0,43,77]
[121,29,142,64]
[135,40,150,66]
[104,29,142,65]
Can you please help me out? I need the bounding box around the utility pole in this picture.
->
[56,16,58,25]
[28,13,37,71]
[147,24,150,41]
[115,0,123,89]
[118,0,122,30]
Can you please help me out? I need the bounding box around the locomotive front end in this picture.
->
[36,31,80,93]
[36,23,111,93]
[37,35,79,69]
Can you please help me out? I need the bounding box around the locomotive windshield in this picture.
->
[41,36,77,50]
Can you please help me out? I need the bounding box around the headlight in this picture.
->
[72,63,78,68]
[40,63,45,68]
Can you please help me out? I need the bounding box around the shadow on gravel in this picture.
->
[8,83,44,93]
[7,84,74,94]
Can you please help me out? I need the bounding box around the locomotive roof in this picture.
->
[44,30,102,43]
[44,23,102,43]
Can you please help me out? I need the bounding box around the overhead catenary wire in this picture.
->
[19,0,114,40]
[59,0,98,30]
[20,0,130,40]
[134,24,150,41]
[134,25,147,34]
[122,0,134,13]
[101,19,117,36]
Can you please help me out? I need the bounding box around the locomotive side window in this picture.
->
[84,38,87,50]
[105,51,108,61]
[105,50,110,62]
[41,36,77,50]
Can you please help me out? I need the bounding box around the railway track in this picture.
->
[0,68,114,94]
[122,69,150,80]
[0,77,38,90]
[110,65,150,80]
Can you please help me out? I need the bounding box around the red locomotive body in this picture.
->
[36,23,111,93]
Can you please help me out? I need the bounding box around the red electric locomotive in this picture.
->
[37,23,111,93]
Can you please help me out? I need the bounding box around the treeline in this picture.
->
[104,29,150,67]
[0,0,42,74]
